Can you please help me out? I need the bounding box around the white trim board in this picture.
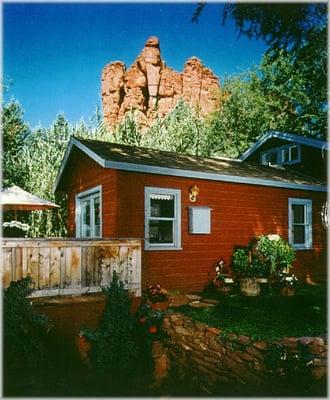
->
[54,137,327,194]
[240,131,328,161]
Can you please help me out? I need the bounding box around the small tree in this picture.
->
[3,277,52,394]
[84,272,139,375]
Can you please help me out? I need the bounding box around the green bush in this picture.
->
[232,235,296,279]
[4,277,52,393]
[83,272,152,382]
[254,235,296,275]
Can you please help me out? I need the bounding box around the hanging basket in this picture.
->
[240,278,260,296]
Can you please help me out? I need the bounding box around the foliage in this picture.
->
[2,100,30,188]
[254,235,296,275]
[278,272,298,289]
[232,248,261,279]
[232,235,295,279]
[264,342,316,394]
[112,109,142,146]
[4,277,52,389]
[144,284,169,303]
[3,106,111,237]
[180,284,327,340]
[136,303,167,340]
[221,3,327,139]
[222,3,326,51]
[143,98,210,156]
[83,272,143,377]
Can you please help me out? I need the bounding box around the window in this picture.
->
[76,186,102,238]
[261,144,301,166]
[288,198,312,250]
[145,187,181,250]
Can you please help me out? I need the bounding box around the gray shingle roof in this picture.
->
[54,137,327,192]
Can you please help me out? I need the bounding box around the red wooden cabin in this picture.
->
[55,136,327,292]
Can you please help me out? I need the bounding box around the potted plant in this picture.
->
[145,284,170,310]
[213,258,234,294]
[278,272,298,296]
[253,234,296,276]
[232,248,261,296]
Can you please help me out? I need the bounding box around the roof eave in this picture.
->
[53,137,106,193]
[54,138,327,194]
[240,130,328,161]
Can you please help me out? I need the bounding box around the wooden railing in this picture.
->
[1,238,142,297]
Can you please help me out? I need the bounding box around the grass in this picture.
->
[178,284,327,340]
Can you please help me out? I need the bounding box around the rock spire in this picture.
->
[101,36,220,128]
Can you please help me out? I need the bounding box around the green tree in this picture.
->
[2,100,30,188]
[221,3,326,52]
[194,3,327,139]
[143,98,209,156]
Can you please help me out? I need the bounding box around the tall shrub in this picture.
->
[84,272,140,375]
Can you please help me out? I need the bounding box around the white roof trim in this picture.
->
[103,159,326,192]
[53,137,106,192]
[54,138,327,194]
[240,131,329,161]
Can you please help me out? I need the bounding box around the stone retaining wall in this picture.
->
[163,313,327,388]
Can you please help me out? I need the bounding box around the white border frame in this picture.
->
[144,187,181,251]
[288,198,313,250]
[75,185,102,238]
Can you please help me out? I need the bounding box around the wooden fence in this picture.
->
[1,238,142,297]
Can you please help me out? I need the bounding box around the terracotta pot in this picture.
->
[280,287,295,296]
[76,334,91,353]
[76,334,91,365]
[218,286,231,294]
[150,301,170,311]
[148,325,158,334]
[240,278,260,296]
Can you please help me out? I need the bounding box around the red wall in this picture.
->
[115,171,326,291]
[65,152,327,292]
[66,150,117,237]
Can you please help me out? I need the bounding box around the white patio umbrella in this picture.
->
[0,185,59,212]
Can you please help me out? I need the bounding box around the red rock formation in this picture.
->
[101,36,220,129]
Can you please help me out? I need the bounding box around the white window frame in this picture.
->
[144,187,181,250]
[288,198,312,250]
[75,185,102,238]
[261,143,301,166]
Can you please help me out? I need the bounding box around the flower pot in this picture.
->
[148,325,158,334]
[76,334,91,365]
[150,301,170,311]
[217,286,231,295]
[280,287,295,296]
[240,278,260,296]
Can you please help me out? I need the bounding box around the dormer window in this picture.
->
[261,144,301,167]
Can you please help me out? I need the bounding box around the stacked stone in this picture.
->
[163,313,327,389]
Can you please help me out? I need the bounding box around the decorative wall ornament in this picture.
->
[189,185,200,202]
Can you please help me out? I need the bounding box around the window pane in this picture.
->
[81,199,91,237]
[292,204,305,224]
[290,146,298,161]
[293,225,305,244]
[283,148,289,163]
[150,196,174,218]
[149,220,173,244]
[94,196,100,237]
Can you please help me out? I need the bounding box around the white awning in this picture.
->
[150,194,173,201]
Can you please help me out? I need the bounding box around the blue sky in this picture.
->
[3,2,267,128]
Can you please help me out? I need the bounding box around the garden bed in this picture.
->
[177,284,327,340]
